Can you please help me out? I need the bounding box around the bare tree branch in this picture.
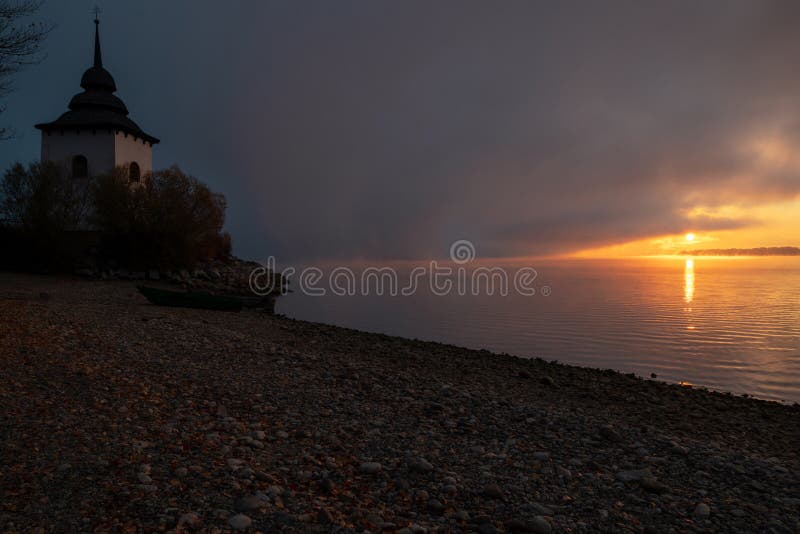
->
[0,0,51,140]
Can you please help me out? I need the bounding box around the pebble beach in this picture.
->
[1,273,799,533]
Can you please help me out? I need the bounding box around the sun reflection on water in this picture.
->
[684,258,696,331]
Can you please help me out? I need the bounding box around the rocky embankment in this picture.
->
[0,274,798,533]
[77,257,284,297]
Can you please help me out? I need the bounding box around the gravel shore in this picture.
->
[1,274,798,533]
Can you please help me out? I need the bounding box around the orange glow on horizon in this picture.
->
[569,195,800,258]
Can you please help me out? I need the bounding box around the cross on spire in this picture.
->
[92,5,103,67]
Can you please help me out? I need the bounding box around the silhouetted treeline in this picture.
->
[0,161,231,272]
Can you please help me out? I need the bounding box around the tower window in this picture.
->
[72,155,88,178]
[129,162,141,183]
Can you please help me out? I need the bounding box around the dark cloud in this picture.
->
[3,1,800,260]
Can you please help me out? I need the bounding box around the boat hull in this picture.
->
[137,286,243,311]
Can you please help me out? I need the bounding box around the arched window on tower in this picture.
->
[129,162,140,183]
[72,155,88,178]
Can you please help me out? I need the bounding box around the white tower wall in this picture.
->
[115,132,153,176]
[41,129,116,178]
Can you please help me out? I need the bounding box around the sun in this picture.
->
[685,232,696,242]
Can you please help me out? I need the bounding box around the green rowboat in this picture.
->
[137,286,243,311]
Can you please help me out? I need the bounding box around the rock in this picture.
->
[694,503,711,517]
[177,512,200,527]
[454,510,470,521]
[271,511,295,526]
[228,514,252,530]
[599,425,623,442]
[540,375,555,386]
[640,477,669,494]
[408,457,434,473]
[174,467,188,478]
[525,503,554,516]
[428,498,445,514]
[616,468,652,482]
[319,478,335,493]
[137,472,152,484]
[670,441,690,455]
[364,512,384,526]
[531,517,551,534]
[227,458,244,469]
[359,462,382,474]
[237,467,254,479]
[316,508,333,524]
[533,451,550,461]
[483,483,504,499]
[505,519,531,532]
[234,495,263,512]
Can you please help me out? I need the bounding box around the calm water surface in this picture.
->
[278,258,800,403]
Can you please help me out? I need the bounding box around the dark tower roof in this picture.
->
[35,17,159,145]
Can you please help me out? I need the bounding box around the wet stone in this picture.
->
[228,514,252,530]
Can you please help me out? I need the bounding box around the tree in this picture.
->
[0,160,91,268]
[92,166,231,269]
[0,0,51,139]
[1,160,90,233]
[91,166,147,238]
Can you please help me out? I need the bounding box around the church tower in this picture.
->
[35,15,159,182]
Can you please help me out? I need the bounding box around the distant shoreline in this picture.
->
[679,246,800,256]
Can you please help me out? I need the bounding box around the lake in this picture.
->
[277,257,800,403]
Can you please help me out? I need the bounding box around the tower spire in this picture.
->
[93,6,102,68]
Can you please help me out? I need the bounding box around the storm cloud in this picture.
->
[3,1,800,260]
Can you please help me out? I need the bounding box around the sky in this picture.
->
[2,1,800,262]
